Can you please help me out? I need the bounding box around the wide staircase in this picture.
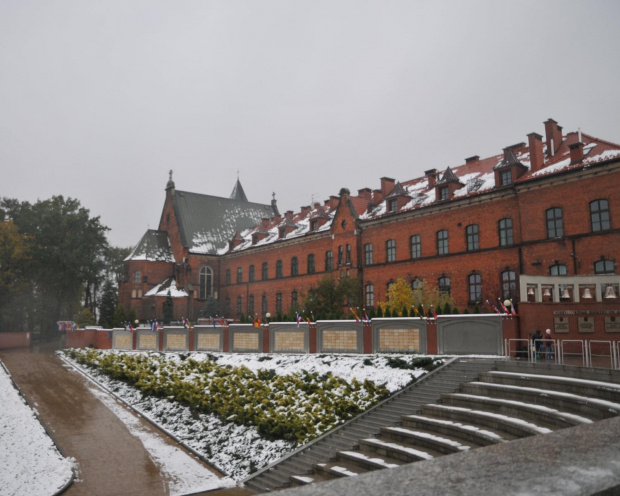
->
[243,358,620,493]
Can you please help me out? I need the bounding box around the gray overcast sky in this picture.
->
[1,0,619,248]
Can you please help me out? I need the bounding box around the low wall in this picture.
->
[62,316,516,356]
[0,332,31,349]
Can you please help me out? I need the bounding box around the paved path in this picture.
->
[0,348,225,496]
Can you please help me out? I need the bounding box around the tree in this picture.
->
[0,220,32,331]
[73,308,96,328]
[304,275,361,320]
[113,305,127,328]
[379,277,414,316]
[1,196,110,336]
[98,280,118,328]
[163,290,173,324]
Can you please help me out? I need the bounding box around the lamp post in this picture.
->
[265,312,271,324]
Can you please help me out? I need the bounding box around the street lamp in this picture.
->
[265,312,271,324]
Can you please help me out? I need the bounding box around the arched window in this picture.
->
[199,266,213,299]
[498,218,513,246]
[325,251,333,271]
[291,290,298,310]
[262,262,268,280]
[276,293,283,313]
[412,278,423,291]
[594,259,615,274]
[365,283,375,307]
[438,276,451,294]
[386,239,396,262]
[248,295,255,316]
[550,264,567,276]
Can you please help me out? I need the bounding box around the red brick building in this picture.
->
[119,119,620,340]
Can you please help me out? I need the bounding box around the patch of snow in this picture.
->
[0,363,74,496]
[340,450,400,468]
[403,414,506,440]
[584,149,620,165]
[145,278,188,298]
[361,439,433,460]
[330,465,358,477]
[385,427,470,450]
[531,157,572,176]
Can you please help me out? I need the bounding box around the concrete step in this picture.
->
[337,448,404,471]
[479,370,620,403]
[421,403,553,438]
[460,382,620,421]
[440,393,592,429]
[401,413,511,445]
[289,473,332,487]
[358,437,437,463]
[314,460,364,479]
[380,425,476,453]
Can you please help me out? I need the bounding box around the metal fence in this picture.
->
[504,338,620,370]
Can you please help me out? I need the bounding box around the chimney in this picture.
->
[380,177,395,196]
[424,168,437,187]
[544,119,562,156]
[299,206,311,217]
[357,188,371,200]
[528,132,544,173]
[328,195,339,209]
[272,214,281,224]
[372,189,383,204]
[261,218,270,229]
[285,210,294,219]
[569,142,584,163]
[465,155,480,164]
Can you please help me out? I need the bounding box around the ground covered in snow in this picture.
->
[60,350,445,481]
[0,362,74,496]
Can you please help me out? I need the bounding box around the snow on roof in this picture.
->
[144,278,188,297]
[126,230,174,262]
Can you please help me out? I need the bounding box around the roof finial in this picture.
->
[166,170,175,191]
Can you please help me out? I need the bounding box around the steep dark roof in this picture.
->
[229,179,248,202]
[436,167,462,186]
[494,148,525,170]
[385,181,410,199]
[173,190,275,255]
[125,230,173,262]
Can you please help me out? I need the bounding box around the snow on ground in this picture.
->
[0,362,74,496]
[60,351,448,480]
[84,380,235,495]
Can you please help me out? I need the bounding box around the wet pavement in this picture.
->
[0,346,229,496]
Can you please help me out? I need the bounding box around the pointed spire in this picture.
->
[166,170,175,193]
[230,178,248,202]
[385,181,410,199]
[436,167,462,185]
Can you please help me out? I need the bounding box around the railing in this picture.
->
[505,338,620,370]
[559,340,586,367]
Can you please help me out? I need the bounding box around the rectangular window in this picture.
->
[276,260,283,278]
[249,265,255,282]
[307,254,315,274]
[498,218,513,246]
[236,296,242,315]
[365,283,374,308]
[291,257,298,276]
[262,262,268,280]
[236,267,242,283]
[248,295,254,316]
[439,186,449,201]
[502,270,517,299]
[276,293,282,313]
[546,207,564,238]
[410,235,421,259]
[500,170,512,186]
[346,244,351,264]
[225,269,231,285]
[591,199,611,232]
[386,239,396,262]
[325,251,333,271]
[338,245,343,266]
[438,276,451,295]
[466,224,479,251]
[437,230,449,255]
[262,294,268,315]
[468,273,482,302]
[364,243,373,265]
[388,198,398,212]
[595,259,614,274]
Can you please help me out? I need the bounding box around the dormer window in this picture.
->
[500,170,512,186]
[279,227,286,238]
[388,198,398,212]
[252,234,258,244]
[439,186,450,201]
[310,220,318,232]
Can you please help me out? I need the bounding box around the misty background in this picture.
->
[1,0,619,249]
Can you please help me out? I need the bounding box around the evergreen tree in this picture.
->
[74,308,96,327]
[401,305,409,317]
[113,305,126,328]
[443,301,452,315]
[163,290,173,325]
[98,280,117,328]
[376,306,384,318]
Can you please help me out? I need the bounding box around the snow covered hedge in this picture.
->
[66,349,390,443]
